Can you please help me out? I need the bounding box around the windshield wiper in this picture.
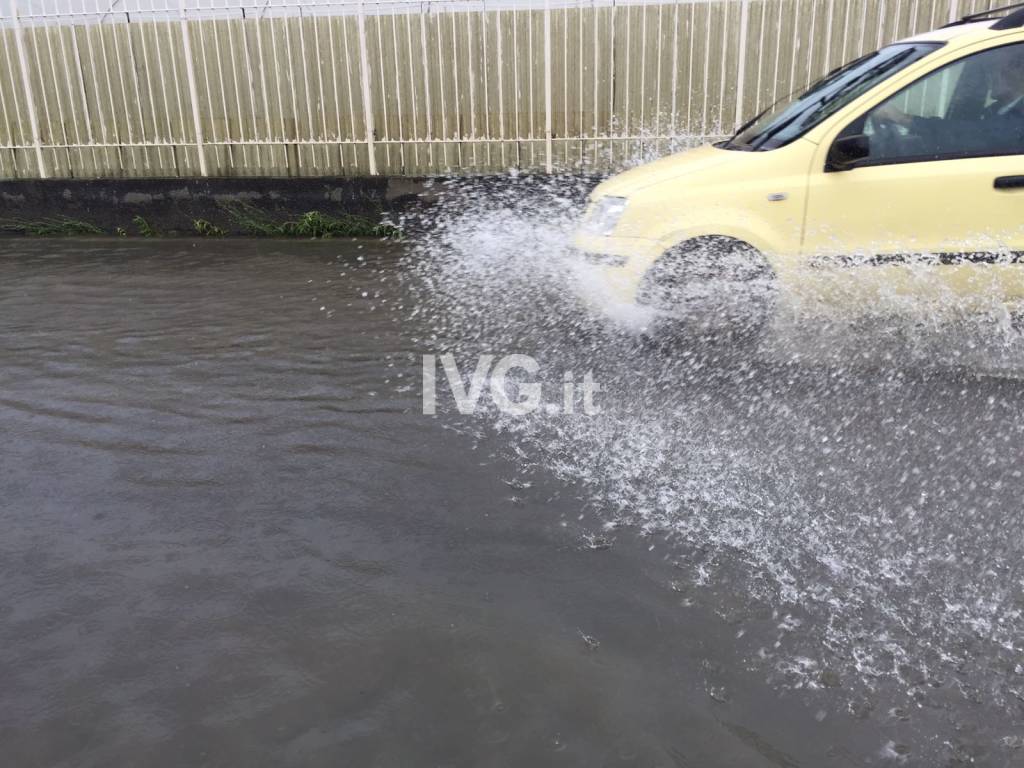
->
[725,52,878,150]
[724,108,771,148]
[746,49,916,150]
[812,49,915,112]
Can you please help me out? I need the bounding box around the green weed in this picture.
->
[219,201,400,239]
[0,216,104,236]
[193,218,226,237]
[132,215,157,237]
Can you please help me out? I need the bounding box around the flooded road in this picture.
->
[1,235,1023,767]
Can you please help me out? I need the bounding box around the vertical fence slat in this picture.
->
[734,0,750,131]
[355,0,377,175]
[10,0,47,178]
[544,0,552,173]
[417,9,432,168]
[178,1,207,176]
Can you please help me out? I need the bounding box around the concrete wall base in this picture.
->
[0,178,432,237]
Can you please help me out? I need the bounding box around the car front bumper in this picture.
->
[569,232,661,308]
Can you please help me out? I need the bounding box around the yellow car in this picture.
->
[574,6,1024,335]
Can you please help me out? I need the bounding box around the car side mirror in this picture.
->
[826,134,870,172]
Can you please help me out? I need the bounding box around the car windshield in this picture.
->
[724,42,944,151]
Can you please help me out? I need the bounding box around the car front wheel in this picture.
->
[636,236,777,345]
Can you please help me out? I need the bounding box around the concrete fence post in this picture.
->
[10,0,48,179]
[544,0,552,173]
[356,0,378,175]
[178,0,208,176]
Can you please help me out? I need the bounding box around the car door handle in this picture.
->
[995,176,1024,190]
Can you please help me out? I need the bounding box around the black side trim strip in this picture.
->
[811,252,1024,268]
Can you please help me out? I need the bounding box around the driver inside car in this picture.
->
[868,44,1024,159]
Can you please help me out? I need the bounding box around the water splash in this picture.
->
[401,175,1024,763]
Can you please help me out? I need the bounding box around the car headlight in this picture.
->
[582,196,628,236]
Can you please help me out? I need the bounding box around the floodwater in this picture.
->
[1,213,1023,766]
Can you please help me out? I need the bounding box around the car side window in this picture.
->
[836,42,1024,165]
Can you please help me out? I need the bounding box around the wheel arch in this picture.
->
[642,235,769,282]
[654,225,776,260]
[659,234,762,258]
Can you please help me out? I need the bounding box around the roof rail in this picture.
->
[942,1,1024,27]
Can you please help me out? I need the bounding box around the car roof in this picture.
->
[895,5,1024,48]
[897,20,997,44]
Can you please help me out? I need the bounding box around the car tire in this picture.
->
[636,236,777,346]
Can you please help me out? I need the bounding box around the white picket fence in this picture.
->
[0,0,1004,178]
